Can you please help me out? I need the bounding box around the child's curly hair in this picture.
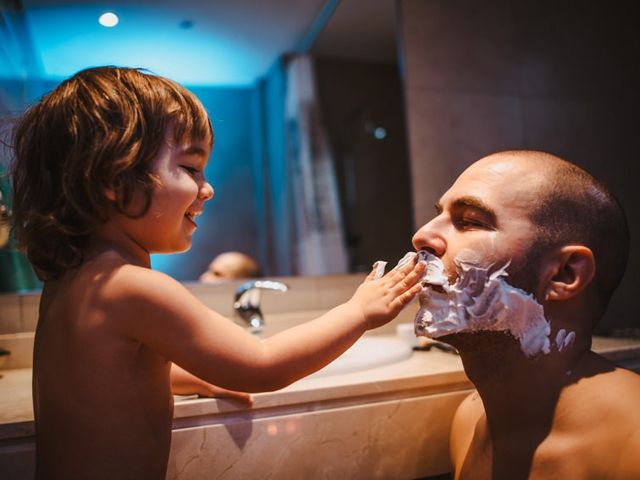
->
[10,66,212,280]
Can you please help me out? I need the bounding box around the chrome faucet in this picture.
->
[233,280,288,333]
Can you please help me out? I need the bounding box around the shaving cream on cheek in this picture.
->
[414,250,552,357]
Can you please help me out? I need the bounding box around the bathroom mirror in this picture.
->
[0,190,9,249]
[0,0,413,287]
[308,0,414,276]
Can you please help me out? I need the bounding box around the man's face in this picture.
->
[412,155,546,297]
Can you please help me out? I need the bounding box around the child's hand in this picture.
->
[170,363,252,406]
[197,384,254,407]
[347,258,426,330]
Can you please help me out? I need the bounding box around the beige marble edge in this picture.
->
[172,353,471,429]
[2,336,639,443]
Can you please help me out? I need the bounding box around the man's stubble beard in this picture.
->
[435,238,548,354]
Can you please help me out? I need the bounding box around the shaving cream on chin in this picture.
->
[414,251,552,357]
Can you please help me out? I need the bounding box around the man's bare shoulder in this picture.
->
[562,353,640,436]
[572,352,640,404]
[453,391,484,425]
[560,354,640,476]
[450,391,484,468]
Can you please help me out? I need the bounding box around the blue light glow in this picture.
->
[23,6,264,86]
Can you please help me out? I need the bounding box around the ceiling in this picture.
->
[7,0,396,86]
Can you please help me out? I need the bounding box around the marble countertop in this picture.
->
[2,335,639,442]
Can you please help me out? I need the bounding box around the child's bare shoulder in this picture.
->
[102,264,191,307]
[76,251,196,319]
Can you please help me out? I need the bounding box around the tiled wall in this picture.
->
[0,292,39,369]
[398,0,639,332]
[0,293,39,337]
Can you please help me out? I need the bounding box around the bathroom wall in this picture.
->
[397,0,640,333]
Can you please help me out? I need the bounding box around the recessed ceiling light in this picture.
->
[98,12,119,28]
[373,127,387,140]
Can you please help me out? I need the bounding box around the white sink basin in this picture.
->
[309,336,413,378]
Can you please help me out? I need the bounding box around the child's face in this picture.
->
[126,130,214,254]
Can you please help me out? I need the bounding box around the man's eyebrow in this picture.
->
[451,196,498,223]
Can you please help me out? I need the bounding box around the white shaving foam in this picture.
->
[374,251,424,278]
[411,250,551,357]
[373,260,388,279]
[555,329,576,352]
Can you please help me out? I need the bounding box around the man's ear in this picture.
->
[543,246,595,301]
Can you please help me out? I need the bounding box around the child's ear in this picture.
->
[542,246,595,301]
[104,187,117,202]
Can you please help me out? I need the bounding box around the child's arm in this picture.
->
[170,363,253,406]
[108,258,425,393]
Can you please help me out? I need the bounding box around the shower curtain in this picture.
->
[284,54,348,275]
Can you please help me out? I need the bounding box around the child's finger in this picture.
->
[391,282,423,309]
[366,261,386,281]
[386,258,425,289]
[394,261,426,294]
[378,255,416,284]
[206,385,254,407]
[403,260,427,286]
[365,263,379,281]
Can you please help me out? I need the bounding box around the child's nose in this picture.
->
[199,181,214,201]
[412,219,446,257]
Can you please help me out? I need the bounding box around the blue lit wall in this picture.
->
[19,5,262,86]
[0,3,290,282]
[151,86,260,280]
[0,78,261,282]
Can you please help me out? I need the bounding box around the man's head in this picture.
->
[11,66,212,280]
[412,150,629,328]
[200,252,261,282]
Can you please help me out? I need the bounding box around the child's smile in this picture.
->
[184,209,202,227]
[119,130,214,255]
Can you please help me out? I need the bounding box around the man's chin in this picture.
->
[428,331,470,349]
[429,330,520,354]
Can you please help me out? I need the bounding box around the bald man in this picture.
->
[199,251,261,282]
[411,150,639,479]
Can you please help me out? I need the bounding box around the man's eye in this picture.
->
[456,218,485,229]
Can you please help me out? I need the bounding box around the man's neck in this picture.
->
[453,329,591,432]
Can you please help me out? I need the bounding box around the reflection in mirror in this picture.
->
[311,0,414,273]
[199,251,262,283]
[0,159,41,293]
[0,0,412,287]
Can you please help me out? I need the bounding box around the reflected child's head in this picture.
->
[10,66,212,280]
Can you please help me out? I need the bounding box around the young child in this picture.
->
[9,66,425,479]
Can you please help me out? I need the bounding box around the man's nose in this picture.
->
[412,219,446,257]
[199,181,214,201]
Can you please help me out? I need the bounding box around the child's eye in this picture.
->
[180,165,200,176]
